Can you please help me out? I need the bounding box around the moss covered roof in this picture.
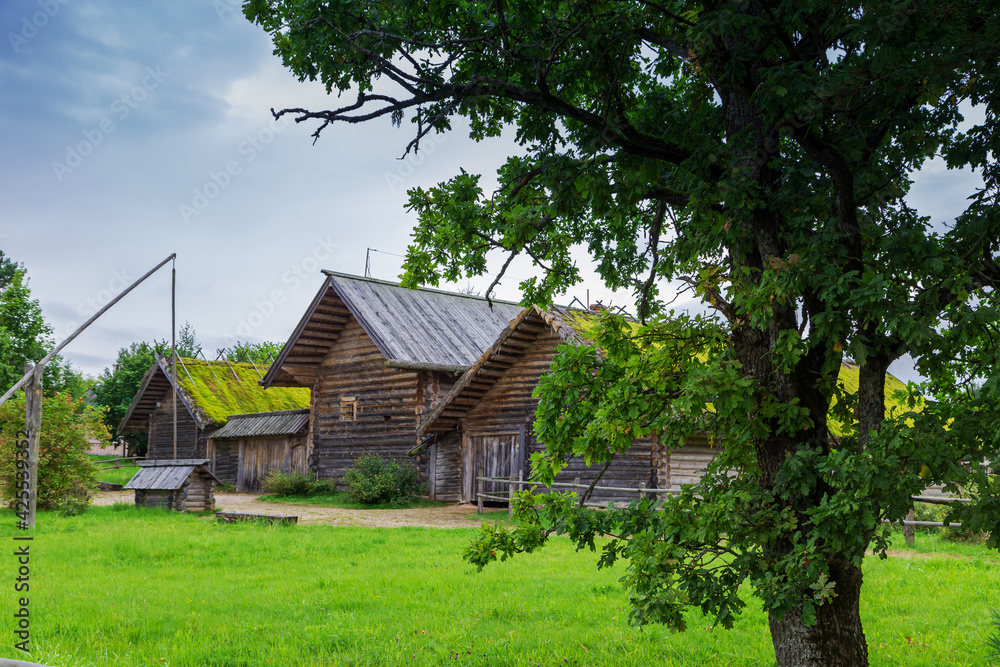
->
[551,308,916,436]
[173,359,310,426]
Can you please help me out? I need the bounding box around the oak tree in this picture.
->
[246,1,1000,664]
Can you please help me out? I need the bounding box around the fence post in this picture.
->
[477,477,483,515]
[904,508,915,545]
[508,472,516,519]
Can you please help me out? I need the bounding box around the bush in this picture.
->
[343,454,421,505]
[0,392,104,513]
[260,471,316,496]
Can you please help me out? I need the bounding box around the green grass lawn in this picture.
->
[0,507,997,667]
[257,491,446,510]
[89,455,140,486]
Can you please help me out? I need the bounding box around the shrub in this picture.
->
[260,471,316,496]
[343,454,421,505]
[0,392,104,513]
[988,610,1000,665]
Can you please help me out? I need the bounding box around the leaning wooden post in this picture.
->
[477,476,484,515]
[508,472,516,519]
[24,363,43,529]
[904,508,916,546]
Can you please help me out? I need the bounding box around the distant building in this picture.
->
[117,357,310,490]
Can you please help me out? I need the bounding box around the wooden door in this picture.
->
[471,434,519,498]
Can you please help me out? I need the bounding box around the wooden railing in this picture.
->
[475,476,973,542]
[94,456,145,471]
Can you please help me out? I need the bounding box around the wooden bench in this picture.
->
[215,512,298,525]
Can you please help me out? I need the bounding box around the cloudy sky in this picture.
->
[0,0,981,383]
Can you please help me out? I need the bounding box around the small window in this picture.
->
[340,397,357,422]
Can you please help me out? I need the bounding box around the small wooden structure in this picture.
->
[261,271,523,486]
[207,409,310,491]
[124,459,221,511]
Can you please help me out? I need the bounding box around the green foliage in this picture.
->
[248,0,1000,660]
[0,261,51,394]
[988,610,1000,665]
[0,392,106,512]
[260,470,318,496]
[225,340,283,364]
[343,454,422,505]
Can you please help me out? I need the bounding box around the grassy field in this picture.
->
[89,455,140,486]
[0,507,997,667]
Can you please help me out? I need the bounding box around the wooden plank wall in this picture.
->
[311,319,427,485]
[147,391,202,460]
[236,435,308,492]
[456,330,663,504]
[210,441,239,485]
[431,431,463,501]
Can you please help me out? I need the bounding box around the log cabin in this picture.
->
[413,306,916,504]
[117,356,310,486]
[260,271,524,485]
[410,305,712,503]
[206,409,310,492]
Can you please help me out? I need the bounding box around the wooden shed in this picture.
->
[117,356,311,476]
[206,409,310,492]
[413,306,720,504]
[261,271,524,485]
[124,459,221,511]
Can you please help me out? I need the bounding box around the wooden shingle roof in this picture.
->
[209,409,310,439]
[414,306,584,440]
[262,271,524,388]
[124,459,220,490]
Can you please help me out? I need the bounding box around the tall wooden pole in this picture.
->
[0,253,178,408]
[23,363,43,529]
[172,258,177,459]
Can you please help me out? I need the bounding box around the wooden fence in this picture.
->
[95,456,145,471]
[475,476,973,543]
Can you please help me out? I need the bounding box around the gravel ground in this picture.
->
[93,490,489,529]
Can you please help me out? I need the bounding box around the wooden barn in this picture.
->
[206,409,310,492]
[117,357,311,481]
[124,459,221,511]
[413,306,719,504]
[261,271,524,485]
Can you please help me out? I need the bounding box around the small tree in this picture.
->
[0,392,107,513]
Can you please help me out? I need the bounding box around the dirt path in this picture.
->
[94,490,491,529]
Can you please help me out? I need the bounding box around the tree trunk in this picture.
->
[769,557,869,666]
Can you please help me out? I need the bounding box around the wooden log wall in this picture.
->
[147,391,202,460]
[134,488,178,510]
[456,330,662,504]
[312,319,428,485]
[184,470,216,511]
[236,435,308,492]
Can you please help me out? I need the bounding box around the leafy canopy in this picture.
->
[247,0,1000,662]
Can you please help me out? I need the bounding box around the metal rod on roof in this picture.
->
[247,357,263,380]
[224,359,239,381]
[176,355,196,388]
[0,253,177,408]
[172,258,177,460]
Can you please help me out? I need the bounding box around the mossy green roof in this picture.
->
[554,308,916,436]
[174,359,310,426]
